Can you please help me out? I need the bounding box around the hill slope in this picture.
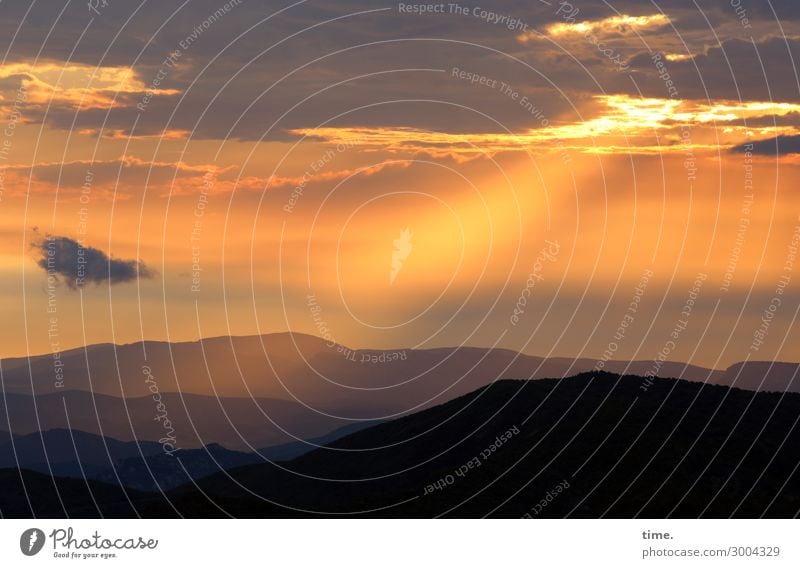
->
[152,372,800,518]
[2,372,797,518]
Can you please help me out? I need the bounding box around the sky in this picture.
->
[0,0,799,369]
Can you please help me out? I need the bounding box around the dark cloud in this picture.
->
[626,36,800,102]
[0,0,614,138]
[749,0,800,20]
[4,0,800,141]
[34,234,154,288]
[730,135,800,155]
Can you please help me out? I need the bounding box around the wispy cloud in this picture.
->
[0,62,178,111]
[290,96,800,157]
[519,13,670,42]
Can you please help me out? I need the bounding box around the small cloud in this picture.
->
[33,233,154,288]
[730,135,800,156]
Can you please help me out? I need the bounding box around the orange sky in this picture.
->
[0,1,799,368]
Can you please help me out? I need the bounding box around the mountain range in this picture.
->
[1,334,798,518]
[3,333,799,410]
[1,372,797,518]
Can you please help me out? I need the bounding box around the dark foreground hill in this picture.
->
[0,469,158,518]
[156,372,800,518]
[2,372,799,518]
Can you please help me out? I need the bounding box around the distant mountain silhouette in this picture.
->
[0,390,365,450]
[0,429,254,491]
[96,444,260,492]
[0,429,164,479]
[0,423,381,492]
[93,421,379,492]
[249,420,384,462]
[720,361,800,392]
[3,334,798,420]
[3,372,795,518]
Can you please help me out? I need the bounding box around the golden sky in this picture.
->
[0,0,799,368]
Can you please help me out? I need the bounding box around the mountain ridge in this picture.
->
[3,333,798,407]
